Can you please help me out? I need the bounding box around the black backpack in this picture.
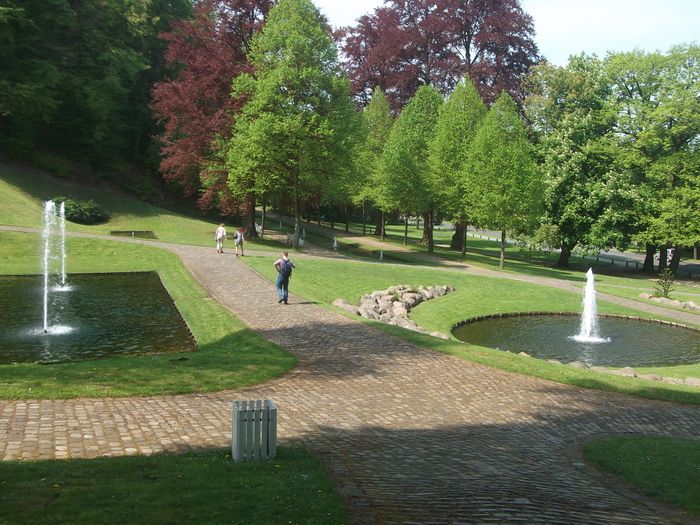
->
[280,259,293,278]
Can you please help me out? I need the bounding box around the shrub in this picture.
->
[53,196,109,224]
[654,268,675,299]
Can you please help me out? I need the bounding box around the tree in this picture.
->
[0,0,190,167]
[226,0,359,248]
[463,91,542,269]
[524,54,615,267]
[427,77,487,253]
[377,85,443,246]
[337,0,539,110]
[151,0,271,217]
[604,45,700,272]
[357,87,394,236]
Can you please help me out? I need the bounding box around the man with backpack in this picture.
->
[273,251,295,304]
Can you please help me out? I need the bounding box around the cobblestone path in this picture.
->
[1,239,699,524]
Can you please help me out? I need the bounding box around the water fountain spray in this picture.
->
[573,268,609,343]
[42,200,56,333]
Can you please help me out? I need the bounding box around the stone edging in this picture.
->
[333,284,454,339]
[451,311,700,389]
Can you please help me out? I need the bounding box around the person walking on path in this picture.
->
[273,251,295,304]
[234,228,245,257]
[214,223,227,254]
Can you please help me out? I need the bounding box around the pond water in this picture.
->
[0,272,196,364]
[452,315,700,367]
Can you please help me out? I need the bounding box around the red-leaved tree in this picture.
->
[151,0,271,218]
[337,0,540,110]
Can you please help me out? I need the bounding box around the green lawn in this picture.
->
[584,437,700,518]
[243,255,700,404]
[0,447,347,525]
[0,230,296,399]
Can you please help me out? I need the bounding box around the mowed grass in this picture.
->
[0,231,296,399]
[243,255,700,404]
[584,437,700,518]
[0,447,347,525]
[0,163,273,250]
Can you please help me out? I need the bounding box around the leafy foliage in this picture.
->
[53,197,109,225]
[151,0,271,213]
[337,0,540,109]
[654,268,675,299]
[226,0,361,245]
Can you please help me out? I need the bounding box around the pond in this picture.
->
[452,314,700,367]
[0,272,196,364]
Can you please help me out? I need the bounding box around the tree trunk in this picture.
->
[669,245,681,273]
[404,214,408,245]
[694,243,698,260]
[462,225,467,257]
[556,242,574,267]
[642,243,655,273]
[261,200,266,238]
[344,201,349,232]
[381,211,386,240]
[317,208,321,226]
[362,201,366,236]
[499,230,506,270]
[658,245,668,272]
[451,220,466,251]
[243,192,257,239]
[425,209,434,253]
[292,195,301,249]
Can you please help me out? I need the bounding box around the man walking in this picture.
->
[215,223,226,254]
[273,251,295,304]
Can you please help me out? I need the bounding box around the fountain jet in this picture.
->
[573,268,610,343]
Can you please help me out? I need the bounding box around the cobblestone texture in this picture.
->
[1,234,699,524]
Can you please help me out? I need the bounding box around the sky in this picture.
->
[313,0,700,65]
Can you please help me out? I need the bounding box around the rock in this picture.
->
[639,292,653,299]
[662,376,685,385]
[568,361,589,369]
[358,307,379,320]
[547,359,563,365]
[392,302,408,317]
[637,373,663,382]
[590,366,609,373]
[518,352,531,357]
[607,367,637,377]
[402,293,420,308]
[332,299,360,316]
[684,377,700,388]
[430,331,450,340]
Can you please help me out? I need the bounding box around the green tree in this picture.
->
[358,87,393,236]
[428,78,487,254]
[524,55,615,267]
[463,92,542,269]
[604,45,700,272]
[377,85,443,246]
[226,0,359,248]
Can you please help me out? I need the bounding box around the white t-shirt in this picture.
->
[215,226,226,240]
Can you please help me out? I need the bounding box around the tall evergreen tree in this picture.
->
[377,85,443,246]
[463,92,542,269]
[226,0,359,248]
[428,78,487,253]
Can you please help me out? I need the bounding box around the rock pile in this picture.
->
[639,293,700,312]
[333,284,454,339]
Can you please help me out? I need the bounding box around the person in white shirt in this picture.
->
[215,223,226,254]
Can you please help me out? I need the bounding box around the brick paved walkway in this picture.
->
[1,238,699,524]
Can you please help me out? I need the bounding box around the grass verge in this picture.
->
[243,255,700,404]
[0,447,347,525]
[0,231,295,399]
[583,437,700,518]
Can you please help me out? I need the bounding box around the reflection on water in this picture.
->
[0,273,196,364]
[453,315,700,367]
